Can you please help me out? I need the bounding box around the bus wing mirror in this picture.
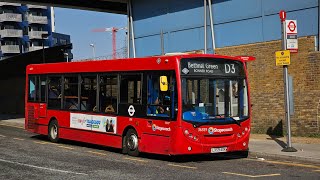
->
[160,76,168,92]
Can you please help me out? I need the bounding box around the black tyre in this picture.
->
[125,129,139,157]
[235,150,249,158]
[48,119,59,143]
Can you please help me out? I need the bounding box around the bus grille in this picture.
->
[27,106,36,129]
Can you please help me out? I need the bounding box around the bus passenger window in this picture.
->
[147,73,176,118]
[81,75,97,112]
[120,74,141,104]
[99,75,117,114]
[48,76,62,109]
[63,76,78,110]
[28,76,37,101]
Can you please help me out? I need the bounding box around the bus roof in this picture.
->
[26,54,247,75]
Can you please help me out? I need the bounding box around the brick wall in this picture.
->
[216,36,320,136]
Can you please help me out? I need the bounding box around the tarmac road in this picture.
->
[0,124,319,180]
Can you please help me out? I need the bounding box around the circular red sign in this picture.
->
[279,10,286,21]
[287,21,296,32]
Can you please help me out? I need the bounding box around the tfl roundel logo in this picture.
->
[208,127,214,135]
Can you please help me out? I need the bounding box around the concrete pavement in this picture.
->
[1,117,319,164]
[249,135,320,164]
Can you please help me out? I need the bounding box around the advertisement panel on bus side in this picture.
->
[70,113,117,134]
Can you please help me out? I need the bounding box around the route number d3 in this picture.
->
[225,64,235,74]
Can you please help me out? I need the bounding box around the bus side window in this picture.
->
[120,74,141,104]
[48,76,62,109]
[40,76,46,102]
[81,75,97,112]
[147,73,172,118]
[99,75,117,114]
[63,76,79,110]
[28,76,37,101]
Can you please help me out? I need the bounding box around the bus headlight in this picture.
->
[184,130,189,135]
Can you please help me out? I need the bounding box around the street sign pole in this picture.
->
[280,10,297,152]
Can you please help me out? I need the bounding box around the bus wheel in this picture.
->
[125,129,139,156]
[234,150,249,158]
[48,119,59,143]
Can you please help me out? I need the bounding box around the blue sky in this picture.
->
[54,8,127,60]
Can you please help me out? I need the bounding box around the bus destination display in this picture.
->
[181,58,243,76]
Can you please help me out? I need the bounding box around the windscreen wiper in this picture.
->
[230,117,241,127]
[192,121,211,128]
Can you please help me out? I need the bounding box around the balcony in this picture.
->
[0,29,23,38]
[28,46,49,52]
[1,45,20,54]
[0,2,21,6]
[28,30,49,39]
[27,15,48,24]
[27,5,48,9]
[0,13,22,22]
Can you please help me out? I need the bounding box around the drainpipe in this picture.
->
[204,0,207,54]
[208,0,216,53]
[128,0,136,58]
[127,1,130,58]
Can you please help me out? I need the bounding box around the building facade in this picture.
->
[130,0,318,56]
[0,2,72,59]
[127,0,320,136]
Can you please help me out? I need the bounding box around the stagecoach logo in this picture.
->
[182,68,189,74]
[208,127,214,134]
[152,124,171,132]
[208,127,233,134]
[128,105,135,116]
[156,58,161,64]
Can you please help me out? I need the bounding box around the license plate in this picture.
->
[211,147,227,153]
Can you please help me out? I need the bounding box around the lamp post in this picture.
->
[90,43,96,59]
[41,33,49,63]
[64,52,69,62]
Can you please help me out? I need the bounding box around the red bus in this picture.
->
[25,54,253,157]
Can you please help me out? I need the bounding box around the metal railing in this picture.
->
[76,47,128,62]
[0,2,21,6]
[28,30,49,39]
[1,45,20,54]
[0,29,23,38]
[27,15,48,24]
[28,46,49,52]
[27,5,47,9]
[0,13,22,22]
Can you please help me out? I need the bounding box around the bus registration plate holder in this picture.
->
[211,147,227,153]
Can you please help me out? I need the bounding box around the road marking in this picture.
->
[0,134,6,137]
[167,163,197,169]
[124,157,148,163]
[249,158,320,169]
[13,138,24,141]
[0,158,88,175]
[57,145,74,150]
[223,172,281,178]
[313,169,320,172]
[87,151,107,156]
[0,124,24,129]
[33,141,50,145]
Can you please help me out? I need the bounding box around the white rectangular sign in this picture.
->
[285,20,298,53]
[70,113,117,134]
[286,20,297,34]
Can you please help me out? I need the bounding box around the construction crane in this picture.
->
[92,27,127,59]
